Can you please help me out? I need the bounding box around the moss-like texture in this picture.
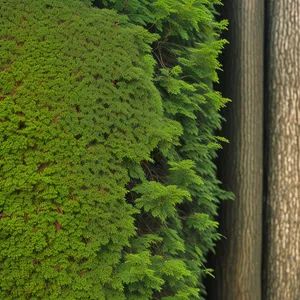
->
[1,0,230,299]
[0,1,170,298]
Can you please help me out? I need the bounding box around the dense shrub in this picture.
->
[0,0,231,299]
[0,1,175,298]
[95,1,232,299]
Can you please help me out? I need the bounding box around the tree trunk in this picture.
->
[208,1,264,299]
[264,1,300,299]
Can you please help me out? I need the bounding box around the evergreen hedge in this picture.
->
[95,1,232,299]
[0,1,173,298]
[0,0,231,299]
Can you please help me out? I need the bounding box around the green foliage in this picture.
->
[0,0,176,298]
[1,0,231,299]
[133,182,191,221]
[96,0,233,299]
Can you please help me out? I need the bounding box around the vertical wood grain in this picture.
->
[264,1,300,299]
[209,1,264,299]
